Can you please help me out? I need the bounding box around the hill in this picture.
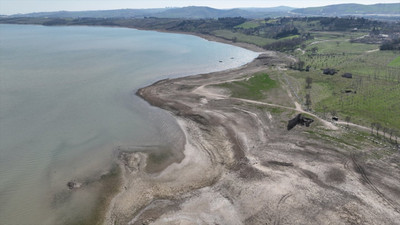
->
[152,6,293,19]
[7,4,400,20]
[10,8,167,18]
[292,3,400,16]
[10,6,292,19]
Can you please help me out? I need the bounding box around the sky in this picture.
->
[1,0,399,15]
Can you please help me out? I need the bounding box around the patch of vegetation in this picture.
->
[305,130,360,149]
[234,20,261,29]
[269,107,285,114]
[212,29,274,46]
[254,104,286,114]
[279,34,300,40]
[265,37,304,51]
[380,38,400,51]
[217,73,278,100]
[388,56,400,67]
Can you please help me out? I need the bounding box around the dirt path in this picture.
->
[336,121,399,143]
[193,78,338,131]
[366,48,380,53]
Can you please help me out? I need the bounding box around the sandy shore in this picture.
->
[105,43,400,224]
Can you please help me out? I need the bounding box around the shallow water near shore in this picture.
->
[0,24,257,224]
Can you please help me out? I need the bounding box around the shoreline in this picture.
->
[101,28,267,224]
[132,27,267,53]
[105,29,400,224]
[105,54,275,224]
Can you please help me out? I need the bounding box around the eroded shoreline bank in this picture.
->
[105,47,400,225]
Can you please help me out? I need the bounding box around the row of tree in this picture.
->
[370,123,399,144]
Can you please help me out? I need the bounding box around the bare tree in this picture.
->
[371,122,375,135]
[383,127,388,139]
[297,61,305,71]
[322,105,328,119]
[306,77,313,89]
[331,110,337,117]
[311,47,318,54]
[375,123,382,136]
[389,129,394,141]
[345,116,351,127]
[305,93,312,110]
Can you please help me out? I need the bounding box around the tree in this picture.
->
[297,60,305,71]
[306,77,313,89]
[345,116,351,127]
[383,127,388,139]
[375,123,381,136]
[389,129,394,141]
[371,122,375,135]
[331,110,337,117]
[311,47,318,54]
[305,93,312,110]
[322,105,328,119]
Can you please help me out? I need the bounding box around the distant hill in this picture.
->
[7,4,400,19]
[9,6,293,19]
[292,3,400,16]
[152,6,293,19]
[240,6,296,12]
[10,8,167,18]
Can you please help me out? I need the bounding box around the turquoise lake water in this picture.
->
[0,24,258,224]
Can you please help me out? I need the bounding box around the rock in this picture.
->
[287,114,314,130]
[67,181,82,190]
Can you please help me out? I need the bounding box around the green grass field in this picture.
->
[235,20,262,29]
[216,73,278,100]
[212,29,275,46]
[288,32,400,130]
[388,56,400,67]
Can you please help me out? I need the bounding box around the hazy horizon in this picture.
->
[1,0,399,15]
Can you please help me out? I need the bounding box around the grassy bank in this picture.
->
[215,72,278,100]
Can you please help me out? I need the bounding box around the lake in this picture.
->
[0,24,258,224]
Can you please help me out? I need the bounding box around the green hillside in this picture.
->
[293,3,400,15]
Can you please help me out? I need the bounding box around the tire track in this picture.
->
[274,193,292,225]
[350,154,400,213]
